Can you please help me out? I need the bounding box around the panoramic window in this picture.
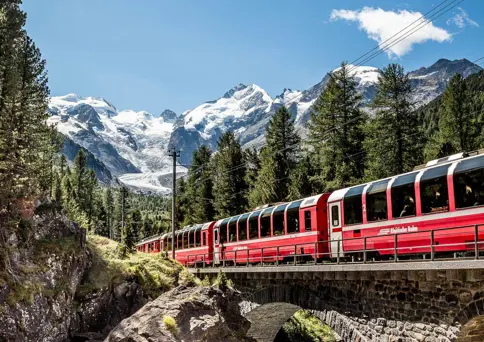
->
[273,204,287,236]
[228,218,238,242]
[304,210,312,231]
[391,173,417,219]
[238,214,249,241]
[366,180,389,222]
[183,232,188,249]
[331,205,339,227]
[260,208,272,238]
[248,211,261,239]
[166,237,172,251]
[177,233,182,249]
[195,228,201,247]
[287,200,302,234]
[344,185,364,225]
[454,157,484,209]
[420,165,449,214]
[219,220,228,244]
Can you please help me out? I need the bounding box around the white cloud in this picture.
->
[446,7,479,28]
[330,7,452,58]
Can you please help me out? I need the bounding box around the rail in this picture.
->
[182,224,484,268]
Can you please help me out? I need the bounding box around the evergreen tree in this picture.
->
[184,145,214,225]
[425,73,476,159]
[72,149,88,209]
[86,169,97,232]
[288,153,316,200]
[103,188,115,239]
[364,63,423,180]
[212,131,247,218]
[175,177,188,228]
[0,2,53,210]
[244,148,261,209]
[249,107,300,205]
[308,62,366,191]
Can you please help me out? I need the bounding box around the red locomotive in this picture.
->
[136,151,484,266]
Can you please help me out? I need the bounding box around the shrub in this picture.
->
[163,315,178,336]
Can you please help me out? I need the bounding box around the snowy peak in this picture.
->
[160,109,177,122]
[223,83,248,98]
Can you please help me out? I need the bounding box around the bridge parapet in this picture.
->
[191,260,484,341]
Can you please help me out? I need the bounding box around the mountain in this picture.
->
[48,95,185,194]
[49,58,482,193]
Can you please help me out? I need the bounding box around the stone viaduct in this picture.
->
[191,260,484,342]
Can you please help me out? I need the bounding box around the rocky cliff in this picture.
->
[0,205,183,342]
[106,285,255,342]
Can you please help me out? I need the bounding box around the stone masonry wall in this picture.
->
[224,268,484,342]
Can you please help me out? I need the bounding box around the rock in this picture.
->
[106,285,255,342]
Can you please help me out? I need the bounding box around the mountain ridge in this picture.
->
[48,58,483,193]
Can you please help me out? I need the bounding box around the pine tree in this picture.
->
[72,149,88,209]
[249,107,300,205]
[175,177,188,228]
[212,131,247,218]
[86,169,98,232]
[184,145,214,225]
[308,62,366,191]
[103,188,115,239]
[364,63,423,180]
[425,73,476,159]
[288,153,316,200]
[245,148,261,209]
[0,2,53,210]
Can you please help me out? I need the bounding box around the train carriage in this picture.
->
[327,152,484,259]
[211,193,330,265]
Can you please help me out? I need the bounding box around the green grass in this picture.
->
[163,315,178,336]
[282,310,337,342]
[79,235,183,298]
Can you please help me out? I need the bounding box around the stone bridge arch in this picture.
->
[239,285,367,342]
[454,294,484,342]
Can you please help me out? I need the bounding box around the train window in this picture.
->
[219,219,229,244]
[228,217,238,242]
[420,165,450,214]
[273,204,287,236]
[238,214,249,241]
[287,200,302,234]
[183,232,188,249]
[304,210,312,231]
[391,173,417,219]
[214,229,219,245]
[366,180,389,222]
[201,232,206,246]
[454,167,484,209]
[331,205,339,226]
[195,228,201,247]
[177,233,182,249]
[167,237,172,251]
[260,208,272,238]
[344,185,364,225]
[248,211,261,239]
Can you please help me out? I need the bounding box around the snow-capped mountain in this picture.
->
[49,58,481,193]
[48,94,185,194]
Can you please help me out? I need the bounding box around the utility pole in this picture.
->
[168,147,180,259]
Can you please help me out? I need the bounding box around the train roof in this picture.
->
[327,151,484,203]
[213,194,325,227]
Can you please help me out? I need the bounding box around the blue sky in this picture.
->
[22,0,483,115]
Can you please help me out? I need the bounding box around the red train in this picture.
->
[136,151,484,266]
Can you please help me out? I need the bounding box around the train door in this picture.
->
[329,202,343,258]
[213,227,220,265]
